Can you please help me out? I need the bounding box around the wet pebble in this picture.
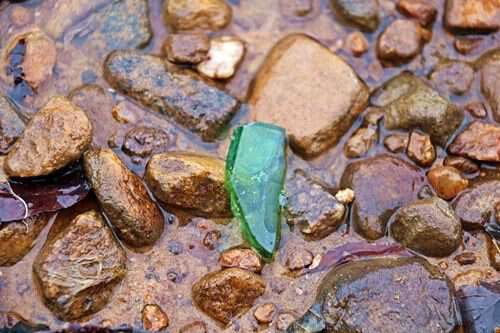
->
[430,61,475,95]
[383,133,408,153]
[331,0,379,32]
[344,127,377,158]
[448,121,500,162]
[219,247,263,273]
[164,0,233,31]
[345,32,368,57]
[465,101,487,118]
[254,303,276,324]
[445,0,500,33]
[443,155,479,174]
[285,247,313,271]
[163,33,209,64]
[142,304,169,332]
[407,131,435,167]
[397,0,437,26]
[427,166,469,200]
[454,252,476,265]
[197,36,245,80]
[377,19,428,64]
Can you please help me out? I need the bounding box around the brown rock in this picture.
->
[363,107,384,126]
[454,37,482,54]
[430,61,475,95]
[286,172,346,240]
[33,210,127,320]
[145,152,231,217]
[5,96,92,178]
[122,126,171,158]
[331,0,379,32]
[192,268,266,325]
[465,101,487,118]
[276,312,296,331]
[397,0,437,26]
[377,19,427,64]
[480,49,500,122]
[285,248,313,271]
[179,321,207,333]
[443,155,479,174]
[383,133,409,153]
[0,215,49,267]
[390,197,463,257]
[407,131,436,167]
[454,252,476,265]
[448,121,500,162]
[487,237,500,271]
[340,155,424,240]
[344,127,377,158]
[202,230,221,250]
[163,33,209,64]
[142,304,169,332]
[427,166,469,200]
[0,96,24,154]
[164,0,232,31]
[345,32,368,57]
[254,303,276,324]
[219,247,263,273]
[445,0,500,33]
[250,34,368,158]
[84,148,164,247]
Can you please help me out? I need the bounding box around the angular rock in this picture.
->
[163,33,210,64]
[142,304,169,331]
[445,0,500,33]
[344,127,377,158]
[480,49,500,122]
[104,50,239,142]
[383,133,408,153]
[372,72,463,146]
[5,96,92,178]
[377,19,427,64]
[448,121,500,162]
[84,148,164,247]
[122,126,171,158]
[406,131,436,167]
[430,61,475,95]
[164,0,233,31]
[145,152,230,217]
[397,0,437,26]
[250,34,369,158]
[345,31,368,57]
[331,0,379,32]
[427,166,469,200]
[453,176,500,229]
[0,215,49,266]
[389,197,463,257]
[444,155,479,174]
[254,303,276,324]
[219,247,264,273]
[287,257,462,332]
[192,268,265,325]
[286,172,346,240]
[0,96,24,154]
[33,210,127,321]
[197,36,245,80]
[340,155,424,240]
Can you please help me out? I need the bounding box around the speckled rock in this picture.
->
[389,197,462,257]
[104,50,239,142]
[445,0,500,33]
[0,96,24,154]
[163,33,210,64]
[164,0,232,31]
[377,19,428,64]
[5,96,92,178]
[286,172,346,240]
[448,121,500,162]
[192,268,266,325]
[33,210,127,321]
[84,148,164,247]
[331,0,379,32]
[145,152,230,217]
[250,34,369,158]
[340,155,424,240]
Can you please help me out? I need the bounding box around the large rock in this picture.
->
[340,155,425,240]
[389,197,463,257]
[287,257,462,332]
[0,96,24,154]
[250,34,369,158]
[0,215,49,266]
[445,0,500,33]
[448,121,500,162]
[480,49,500,122]
[164,0,232,31]
[192,268,265,325]
[331,0,379,32]
[5,96,92,178]
[104,50,239,142]
[145,152,231,217]
[371,72,463,146]
[33,210,127,321]
[83,148,164,247]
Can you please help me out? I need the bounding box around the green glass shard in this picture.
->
[225,122,286,260]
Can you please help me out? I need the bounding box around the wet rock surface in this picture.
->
[5,96,92,178]
[122,126,171,158]
[377,19,427,64]
[286,172,346,240]
[445,0,500,33]
[397,0,437,26]
[219,247,263,273]
[163,33,210,64]
[83,148,164,247]
[430,61,475,96]
[250,34,369,158]
[480,49,500,122]
[340,155,424,240]
[428,166,469,200]
[444,155,479,174]
[254,303,276,324]
[164,0,233,31]
[406,131,436,167]
[104,50,239,142]
[389,197,463,257]
[0,96,24,154]
[33,210,127,321]
[448,121,500,162]
[0,215,49,266]
[192,268,266,325]
[372,73,463,146]
[330,0,379,32]
[289,257,462,332]
[145,152,230,217]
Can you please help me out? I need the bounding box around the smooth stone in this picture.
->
[164,0,233,31]
[331,0,379,32]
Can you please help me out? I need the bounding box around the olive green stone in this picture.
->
[225,122,286,260]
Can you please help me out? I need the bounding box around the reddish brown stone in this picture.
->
[397,0,437,26]
[407,131,436,167]
[448,121,500,162]
[427,166,469,200]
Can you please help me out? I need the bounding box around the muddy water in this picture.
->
[0,0,499,332]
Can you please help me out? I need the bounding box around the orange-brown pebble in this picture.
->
[427,166,469,200]
[219,247,264,273]
[142,304,169,332]
[407,131,435,167]
[345,32,368,57]
[254,303,276,324]
[285,248,313,271]
[384,133,409,153]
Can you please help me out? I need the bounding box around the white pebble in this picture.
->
[197,36,245,80]
[335,188,355,204]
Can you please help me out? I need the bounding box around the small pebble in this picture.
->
[10,5,33,27]
[197,36,245,80]
[443,156,479,174]
[345,32,368,57]
[203,230,221,250]
[384,133,409,153]
[454,252,476,265]
[219,247,264,273]
[163,33,210,64]
[344,127,377,158]
[276,313,295,331]
[454,38,481,55]
[142,304,169,332]
[335,188,355,204]
[363,107,384,126]
[407,131,435,167]
[254,303,276,324]
[397,0,437,26]
[285,248,313,271]
[465,102,487,118]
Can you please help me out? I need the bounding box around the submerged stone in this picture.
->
[225,123,286,260]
